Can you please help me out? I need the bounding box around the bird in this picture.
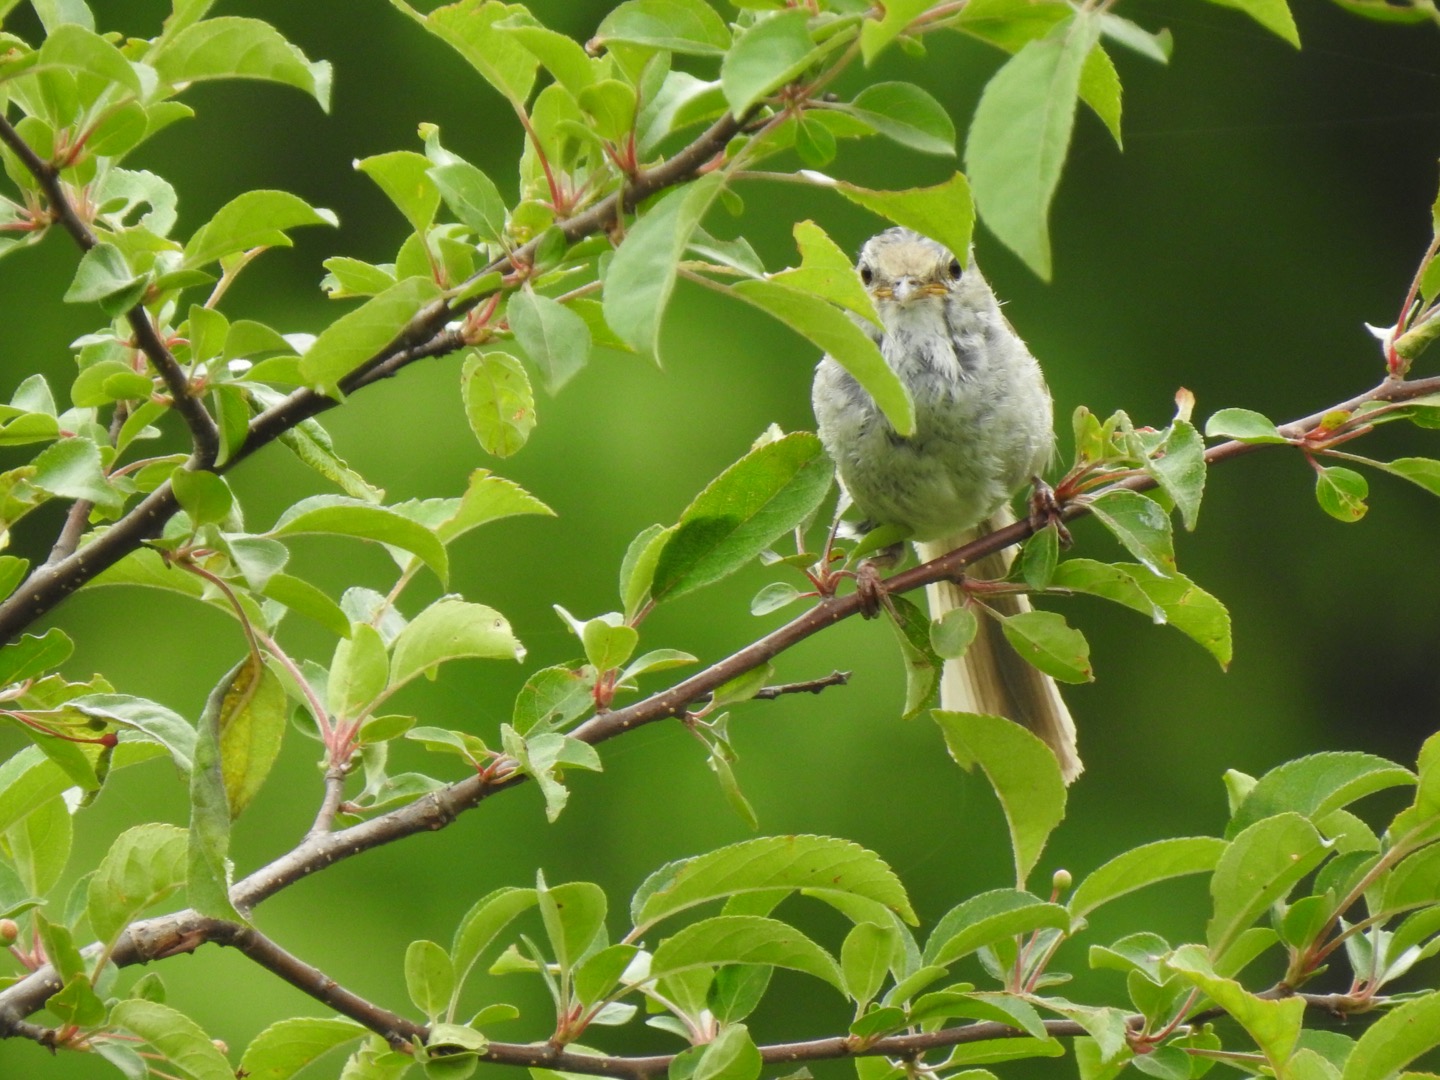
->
[811,227,1082,783]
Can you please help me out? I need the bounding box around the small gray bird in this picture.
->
[812,227,1082,782]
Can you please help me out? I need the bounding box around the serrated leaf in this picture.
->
[429,160,507,244]
[999,609,1092,683]
[355,150,440,235]
[406,939,455,1021]
[1341,990,1440,1080]
[1228,752,1414,838]
[1087,490,1175,576]
[934,711,1066,887]
[0,628,74,687]
[594,0,732,55]
[632,835,915,930]
[651,432,834,603]
[451,886,539,993]
[886,593,942,720]
[1204,407,1288,443]
[1315,466,1368,522]
[1201,0,1299,46]
[215,655,287,817]
[1148,420,1205,530]
[732,278,911,435]
[87,823,187,949]
[842,80,955,156]
[171,467,234,527]
[1166,945,1304,1069]
[507,287,591,394]
[964,12,1099,279]
[390,598,525,687]
[771,219,881,326]
[111,999,234,1080]
[721,10,814,116]
[1069,837,1228,917]
[1114,562,1231,668]
[539,879,607,969]
[270,495,448,584]
[183,189,336,270]
[649,915,843,991]
[829,173,974,270]
[297,276,443,394]
[1379,457,1440,497]
[923,888,1069,966]
[153,16,332,108]
[603,173,723,360]
[1207,812,1327,961]
[462,350,535,457]
[859,0,931,62]
[238,1017,368,1080]
[411,0,537,105]
[620,523,673,620]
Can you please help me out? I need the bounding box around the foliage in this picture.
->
[0,0,1437,1078]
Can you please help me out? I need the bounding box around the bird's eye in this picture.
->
[947,258,963,281]
[859,264,874,286]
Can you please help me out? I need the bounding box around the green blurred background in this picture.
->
[3,0,1440,1074]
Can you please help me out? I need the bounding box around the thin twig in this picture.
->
[0,113,220,465]
[752,671,851,699]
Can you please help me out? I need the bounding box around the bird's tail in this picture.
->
[915,509,1083,783]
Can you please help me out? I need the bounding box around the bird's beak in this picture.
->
[892,277,917,303]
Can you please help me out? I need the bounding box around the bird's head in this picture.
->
[856,227,966,309]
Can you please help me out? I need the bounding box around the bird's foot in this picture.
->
[854,548,902,619]
[1028,478,1072,547]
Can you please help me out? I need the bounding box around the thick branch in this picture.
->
[0,114,220,465]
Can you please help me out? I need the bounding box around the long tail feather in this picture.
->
[916,510,1083,783]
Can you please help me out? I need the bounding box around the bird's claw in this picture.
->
[1028,479,1072,547]
[854,558,898,620]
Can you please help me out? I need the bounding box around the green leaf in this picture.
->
[720,10,813,116]
[842,921,898,1006]
[1206,812,1327,961]
[153,16,332,108]
[923,888,1070,966]
[238,1017,368,1080]
[539,879,608,969]
[933,710,1066,887]
[411,0,537,104]
[329,623,389,722]
[0,628,74,686]
[322,256,399,298]
[183,189,336,269]
[771,219,881,326]
[461,350,535,457]
[594,0,732,56]
[507,287,592,394]
[64,242,146,313]
[1379,456,1440,497]
[110,999,234,1080]
[355,150,441,235]
[685,1023,763,1080]
[170,467,234,527]
[603,173,723,360]
[931,606,979,661]
[859,0,931,62]
[1166,945,1304,1069]
[1341,990,1440,1080]
[578,79,639,142]
[1204,407,1288,443]
[1201,0,1299,46]
[67,693,196,773]
[270,494,448,584]
[417,468,553,546]
[1148,420,1206,531]
[842,81,956,156]
[5,793,69,898]
[87,823,187,949]
[501,23,596,96]
[1114,562,1232,668]
[964,12,1099,279]
[297,276,443,394]
[1087,490,1176,576]
[214,655,287,817]
[1069,837,1228,917]
[31,436,117,507]
[1021,526,1059,590]
[885,593,942,720]
[38,24,140,94]
[451,885,539,992]
[189,666,245,924]
[406,939,455,1022]
[429,160,507,244]
[649,915,843,991]
[827,173,975,271]
[731,279,912,436]
[632,835,915,930]
[999,609,1092,684]
[1315,465,1368,522]
[620,523,674,621]
[1228,752,1415,838]
[651,432,835,604]
[391,598,524,688]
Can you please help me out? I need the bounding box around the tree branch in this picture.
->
[0,109,744,646]
[0,114,221,466]
[1,375,1436,1030]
